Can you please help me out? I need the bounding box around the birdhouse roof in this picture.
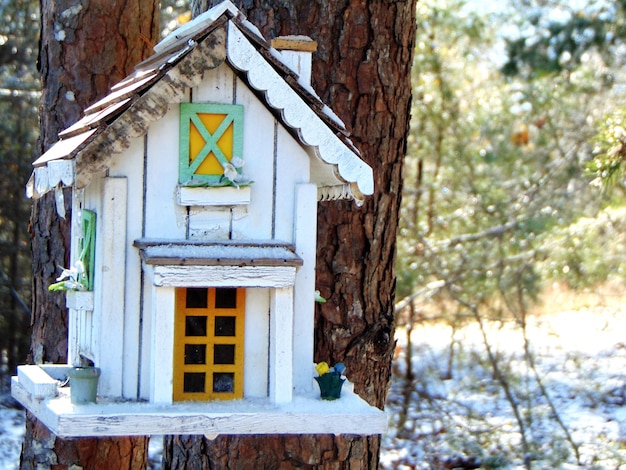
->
[27,0,373,203]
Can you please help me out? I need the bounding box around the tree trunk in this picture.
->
[163,1,417,468]
[21,1,159,468]
[4,95,33,377]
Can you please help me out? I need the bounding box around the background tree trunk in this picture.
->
[20,1,159,468]
[163,1,417,468]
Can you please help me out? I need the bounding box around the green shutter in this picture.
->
[79,210,96,291]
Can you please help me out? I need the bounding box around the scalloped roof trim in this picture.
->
[227,23,373,198]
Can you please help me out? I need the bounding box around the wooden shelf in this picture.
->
[12,365,387,437]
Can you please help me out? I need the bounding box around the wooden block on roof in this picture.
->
[271,36,318,52]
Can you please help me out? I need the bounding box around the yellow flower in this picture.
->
[315,362,330,376]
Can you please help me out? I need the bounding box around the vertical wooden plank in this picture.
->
[151,285,175,404]
[109,136,145,399]
[188,206,232,240]
[138,273,153,401]
[67,189,83,366]
[81,310,94,360]
[274,125,310,242]
[145,105,186,239]
[243,288,269,397]
[82,180,102,363]
[98,177,128,397]
[269,287,293,404]
[193,61,234,103]
[292,183,317,393]
[230,78,274,240]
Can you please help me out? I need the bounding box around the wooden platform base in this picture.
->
[12,365,387,437]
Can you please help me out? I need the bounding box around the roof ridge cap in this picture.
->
[153,0,240,54]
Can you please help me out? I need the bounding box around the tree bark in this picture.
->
[21,1,159,468]
[163,1,417,468]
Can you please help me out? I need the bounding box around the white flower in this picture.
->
[56,260,84,282]
[314,290,327,303]
[231,156,245,169]
[49,261,87,291]
[223,163,238,183]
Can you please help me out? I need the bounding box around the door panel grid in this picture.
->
[174,287,245,401]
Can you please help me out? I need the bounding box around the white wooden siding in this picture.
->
[139,274,154,401]
[98,177,128,397]
[144,104,186,240]
[230,75,276,240]
[274,125,310,242]
[150,286,175,403]
[80,178,105,365]
[188,206,232,240]
[269,287,293,404]
[108,136,145,399]
[68,189,84,366]
[193,60,234,104]
[243,288,269,397]
[292,183,317,393]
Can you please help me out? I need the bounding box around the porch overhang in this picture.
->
[135,239,303,288]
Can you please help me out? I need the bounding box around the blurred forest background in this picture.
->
[397,0,626,325]
[389,0,626,467]
[1,0,626,468]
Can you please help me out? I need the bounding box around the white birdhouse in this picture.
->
[12,0,385,437]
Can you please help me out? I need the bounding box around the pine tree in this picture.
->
[21,2,159,468]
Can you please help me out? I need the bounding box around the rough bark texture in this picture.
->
[163,1,417,468]
[21,1,159,469]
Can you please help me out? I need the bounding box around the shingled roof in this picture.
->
[26,0,373,203]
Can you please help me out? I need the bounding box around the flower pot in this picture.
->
[314,374,345,400]
[69,366,100,404]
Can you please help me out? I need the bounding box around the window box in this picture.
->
[177,185,251,206]
[66,290,94,311]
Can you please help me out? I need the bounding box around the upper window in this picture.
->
[179,103,244,186]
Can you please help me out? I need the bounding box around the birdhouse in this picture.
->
[12,1,386,437]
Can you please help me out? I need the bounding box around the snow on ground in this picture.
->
[383,299,626,469]
[0,381,25,470]
[2,297,625,468]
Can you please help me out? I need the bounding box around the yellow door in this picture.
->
[173,287,245,401]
